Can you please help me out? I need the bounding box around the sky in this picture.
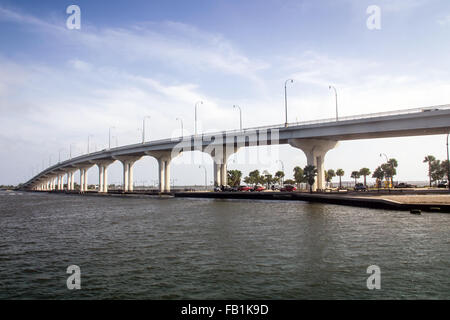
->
[1,0,450,186]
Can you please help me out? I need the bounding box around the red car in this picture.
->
[237,185,252,192]
[281,185,297,192]
[253,185,266,192]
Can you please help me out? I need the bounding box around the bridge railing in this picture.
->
[24,104,450,185]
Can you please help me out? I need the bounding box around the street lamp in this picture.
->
[447,133,450,190]
[109,126,115,149]
[276,159,285,185]
[69,143,76,159]
[142,116,151,143]
[176,117,184,138]
[380,153,393,188]
[233,105,242,131]
[87,134,94,154]
[58,148,65,163]
[199,165,207,190]
[329,85,338,121]
[284,79,294,127]
[195,101,203,135]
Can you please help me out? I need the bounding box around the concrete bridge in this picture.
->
[22,105,450,192]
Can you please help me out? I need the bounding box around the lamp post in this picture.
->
[176,117,184,138]
[109,126,115,149]
[195,101,203,135]
[380,153,393,189]
[284,79,294,127]
[58,148,64,163]
[199,165,207,190]
[87,134,93,154]
[329,85,338,121]
[142,116,151,143]
[49,155,52,167]
[233,105,242,131]
[277,159,285,185]
[447,133,450,190]
[69,144,75,159]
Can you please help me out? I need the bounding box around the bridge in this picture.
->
[21,105,450,192]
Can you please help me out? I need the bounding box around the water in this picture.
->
[0,191,449,299]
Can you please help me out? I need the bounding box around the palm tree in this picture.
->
[372,166,384,188]
[423,155,436,187]
[325,169,336,187]
[293,166,305,188]
[275,171,285,186]
[350,171,361,185]
[303,165,318,193]
[336,169,344,189]
[359,168,371,186]
[263,170,273,188]
[227,170,242,187]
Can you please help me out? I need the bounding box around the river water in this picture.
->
[0,191,448,299]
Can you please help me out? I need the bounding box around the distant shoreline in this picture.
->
[22,189,450,213]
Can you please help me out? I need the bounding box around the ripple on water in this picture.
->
[0,193,449,299]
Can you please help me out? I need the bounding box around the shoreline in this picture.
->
[20,189,450,213]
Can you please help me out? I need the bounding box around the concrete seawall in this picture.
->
[25,190,450,213]
[174,191,450,213]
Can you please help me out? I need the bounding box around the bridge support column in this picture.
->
[128,162,135,192]
[115,156,141,193]
[158,158,165,193]
[209,148,239,187]
[164,159,171,192]
[95,160,115,193]
[66,173,70,190]
[59,174,64,190]
[84,170,89,191]
[289,138,339,192]
[213,162,221,186]
[80,169,85,192]
[146,151,179,193]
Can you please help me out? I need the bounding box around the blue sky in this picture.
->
[1,0,450,186]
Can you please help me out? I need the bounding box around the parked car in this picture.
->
[394,183,413,188]
[213,186,221,192]
[280,185,297,192]
[271,184,282,191]
[253,185,266,192]
[354,183,367,191]
[220,185,233,192]
[437,181,448,188]
[237,185,252,192]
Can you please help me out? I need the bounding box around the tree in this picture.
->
[350,171,361,185]
[325,169,336,187]
[303,165,318,193]
[227,170,242,187]
[284,179,295,185]
[372,166,384,181]
[336,169,345,189]
[245,169,261,186]
[423,155,436,187]
[293,166,305,187]
[262,170,274,188]
[359,168,371,186]
[431,160,444,185]
[441,160,450,183]
[275,171,285,185]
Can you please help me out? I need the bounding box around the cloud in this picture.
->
[437,15,450,26]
